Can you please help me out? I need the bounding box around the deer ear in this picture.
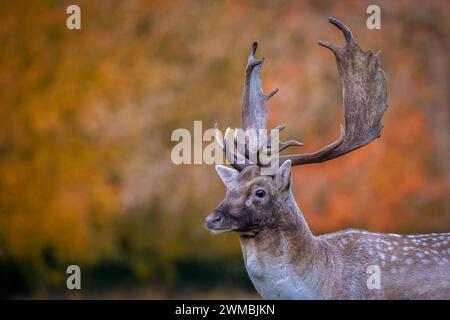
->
[276,160,292,191]
[215,165,239,186]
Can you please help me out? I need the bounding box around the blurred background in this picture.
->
[0,0,449,299]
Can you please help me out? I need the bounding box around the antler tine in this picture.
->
[317,18,354,55]
[267,88,279,99]
[278,140,305,153]
[214,121,247,171]
[280,18,387,166]
[329,17,354,45]
[263,125,304,154]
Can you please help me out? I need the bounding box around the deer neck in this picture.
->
[238,192,330,299]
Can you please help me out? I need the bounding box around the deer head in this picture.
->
[206,17,387,234]
[205,161,294,236]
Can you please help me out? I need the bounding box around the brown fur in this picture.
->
[206,164,450,300]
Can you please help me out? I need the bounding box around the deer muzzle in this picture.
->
[205,209,233,233]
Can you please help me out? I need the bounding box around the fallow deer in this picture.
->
[205,18,450,299]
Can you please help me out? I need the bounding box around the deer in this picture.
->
[205,18,450,300]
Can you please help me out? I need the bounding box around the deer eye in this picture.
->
[255,189,266,198]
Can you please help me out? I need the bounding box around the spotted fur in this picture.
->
[205,163,450,300]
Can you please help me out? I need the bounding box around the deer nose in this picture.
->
[205,215,222,228]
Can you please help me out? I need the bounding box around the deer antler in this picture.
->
[280,17,388,166]
[241,41,277,131]
[215,42,302,170]
[216,17,387,170]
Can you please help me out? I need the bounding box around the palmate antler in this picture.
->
[216,17,387,171]
[215,42,303,169]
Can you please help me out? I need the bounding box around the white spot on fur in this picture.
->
[389,234,402,238]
